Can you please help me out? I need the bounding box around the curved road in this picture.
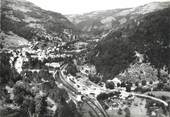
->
[55,64,168,117]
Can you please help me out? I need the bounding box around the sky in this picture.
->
[27,0,170,14]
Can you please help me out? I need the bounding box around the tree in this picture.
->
[157,82,164,91]
[89,74,101,84]
[135,82,139,87]
[117,82,121,87]
[54,97,74,117]
[66,63,78,76]
[126,84,131,92]
[0,52,11,84]
[21,97,35,117]
[124,107,131,117]
[13,84,25,105]
[68,100,81,117]
[28,99,36,116]
[106,81,115,89]
[118,108,123,115]
[97,93,108,100]
[0,43,3,49]
[35,95,48,117]
[164,84,170,91]
[149,81,153,85]
[142,80,147,86]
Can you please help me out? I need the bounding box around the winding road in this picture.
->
[54,64,169,117]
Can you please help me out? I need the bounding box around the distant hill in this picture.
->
[88,7,170,80]
[1,0,78,42]
[67,2,170,36]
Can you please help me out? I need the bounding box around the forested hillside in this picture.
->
[89,7,170,80]
[1,0,170,117]
[1,0,78,42]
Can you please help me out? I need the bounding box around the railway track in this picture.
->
[55,64,169,117]
[55,64,109,117]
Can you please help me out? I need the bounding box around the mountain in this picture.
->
[88,7,170,80]
[1,0,78,42]
[67,2,170,36]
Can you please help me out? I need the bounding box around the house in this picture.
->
[79,64,96,75]
[107,78,121,87]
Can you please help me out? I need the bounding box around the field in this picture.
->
[145,91,170,99]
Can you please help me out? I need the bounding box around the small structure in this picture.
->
[74,42,88,49]
[79,64,96,75]
[107,78,121,87]
[112,78,121,86]
[45,62,60,68]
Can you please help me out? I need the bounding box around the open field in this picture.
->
[145,91,170,98]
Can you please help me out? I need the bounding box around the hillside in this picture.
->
[1,0,78,42]
[1,1,170,117]
[67,2,170,36]
[88,7,170,80]
[0,31,29,48]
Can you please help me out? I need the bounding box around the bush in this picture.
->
[97,93,108,100]
[89,75,101,84]
[106,81,115,89]
[149,81,153,85]
[117,82,121,87]
[134,86,142,92]
[164,84,170,91]
[117,108,123,115]
[135,82,139,87]
[126,84,131,92]
[121,82,126,87]
[142,80,147,86]
[141,87,151,93]
[66,63,78,76]
[157,82,164,90]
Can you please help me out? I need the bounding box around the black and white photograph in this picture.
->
[0,0,170,117]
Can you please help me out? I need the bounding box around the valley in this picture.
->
[1,0,170,117]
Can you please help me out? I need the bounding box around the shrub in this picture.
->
[164,84,170,91]
[149,81,153,85]
[89,74,101,84]
[141,87,151,93]
[117,82,121,87]
[142,80,147,86]
[126,84,131,92]
[106,81,115,89]
[135,82,139,87]
[157,82,164,90]
[121,82,126,87]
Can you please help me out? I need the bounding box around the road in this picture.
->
[132,93,168,107]
[55,64,169,117]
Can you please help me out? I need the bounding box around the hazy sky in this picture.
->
[27,0,169,14]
